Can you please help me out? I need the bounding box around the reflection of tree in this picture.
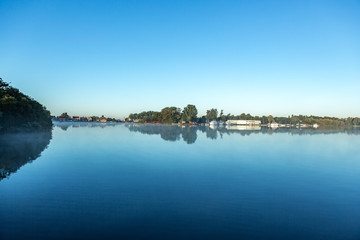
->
[127,124,198,143]
[125,124,360,144]
[159,126,181,142]
[53,122,118,130]
[206,127,218,140]
[270,127,360,136]
[127,124,182,142]
[0,130,52,180]
[59,125,70,131]
[182,127,197,144]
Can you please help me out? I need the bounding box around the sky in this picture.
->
[0,0,359,118]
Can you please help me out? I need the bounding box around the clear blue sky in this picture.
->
[1,0,359,118]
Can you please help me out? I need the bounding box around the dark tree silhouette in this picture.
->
[0,78,52,132]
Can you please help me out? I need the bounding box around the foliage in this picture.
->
[267,115,274,123]
[160,107,181,123]
[0,78,52,132]
[206,108,218,121]
[182,104,198,122]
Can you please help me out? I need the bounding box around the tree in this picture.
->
[220,112,228,122]
[160,107,181,123]
[353,118,360,126]
[0,78,52,132]
[151,112,161,122]
[206,108,218,121]
[182,104,198,122]
[0,78,9,88]
[291,115,299,124]
[267,115,274,123]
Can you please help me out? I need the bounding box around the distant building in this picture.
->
[99,116,107,123]
[58,116,69,122]
[73,116,80,121]
[226,120,261,126]
[87,117,92,121]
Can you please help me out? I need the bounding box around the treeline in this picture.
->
[127,105,360,127]
[128,105,197,124]
[0,78,52,132]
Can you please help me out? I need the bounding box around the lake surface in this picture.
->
[1,123,360,240]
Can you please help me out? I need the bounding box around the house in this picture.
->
[58,116,69,122]
[99,116,107,123]
[73,116,80,121]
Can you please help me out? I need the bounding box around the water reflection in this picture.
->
[125,123,360,144]
[126,124,184,142]
[0,131,52,180]
[53,121,118,131]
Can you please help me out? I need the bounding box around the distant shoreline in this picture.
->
[52,120,360,130]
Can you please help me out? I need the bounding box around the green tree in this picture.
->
[267,115,274,123]
[160,107,181,123]
[291,115,299,124]
[182,104,198,122]
[206,108,218,121]
[0,78,52,132]
[0,78,9,88]
[353,118,360,126]
[151,112,161,122]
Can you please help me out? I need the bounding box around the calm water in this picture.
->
[1,123,360,240]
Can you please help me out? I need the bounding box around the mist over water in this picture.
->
[0,123,359,240]
[0,131,52,180]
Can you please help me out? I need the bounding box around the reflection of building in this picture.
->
[226,125,261,131]
[226,120,261,125]
[209,121,217,126]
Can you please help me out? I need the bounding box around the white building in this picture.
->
[209,120,218,126]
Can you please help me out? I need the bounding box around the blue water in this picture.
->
[1,123,360,240]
